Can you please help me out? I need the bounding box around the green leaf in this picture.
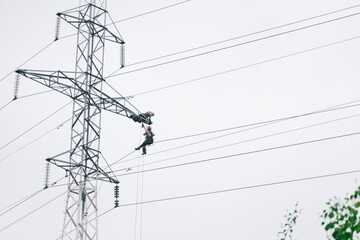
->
[329,212,335,219]
[355,202,360,208]
[355,223,360,233]
[325,222,335,231]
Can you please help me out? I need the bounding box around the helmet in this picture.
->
[147,126,152,131]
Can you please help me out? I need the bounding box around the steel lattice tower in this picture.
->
[16,0,151,239]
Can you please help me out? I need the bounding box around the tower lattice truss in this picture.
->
[16,2,149,239]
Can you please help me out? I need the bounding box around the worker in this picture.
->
[135,126,155,155]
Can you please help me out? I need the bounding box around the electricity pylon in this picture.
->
[16,1,151,239]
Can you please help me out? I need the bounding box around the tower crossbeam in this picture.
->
[14,2,147,239]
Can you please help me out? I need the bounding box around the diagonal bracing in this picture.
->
[15,2,152,240]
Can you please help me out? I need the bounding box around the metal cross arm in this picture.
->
[15,3,132,239]
[15,69,82,99]
[15,68,152,125]
[45,149,119,184]
[57,4,125,44]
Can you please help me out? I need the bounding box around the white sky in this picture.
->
[1,0,360,239]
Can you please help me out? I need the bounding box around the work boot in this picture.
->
[135,147,140,151]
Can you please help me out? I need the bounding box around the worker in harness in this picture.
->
[135,125,155,155]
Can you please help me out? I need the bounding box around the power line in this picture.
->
[108,3,360,76]
[129,35,360,96]
[0,100,13,112]
[66,167,360,231]
[0,189,43,217]
[0,41,54,84]
[115,131,360,177]
[6,157,360,236]
[0,117,72,163]
[107,12,360,78]
[0,1,191,86]
[0,176,66,218]
[103,81,142,114]
[58,0,192,41]
[116,169,360,207]
[0,191,66,233]
[111,0,191,24]
[110,102,360,166]
[17,90,54,99]
[155,102,360,143]
[0,101,72,152]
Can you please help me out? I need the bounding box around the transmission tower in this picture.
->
[16,0,152,239]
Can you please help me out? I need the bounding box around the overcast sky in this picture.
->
[1,0,360,239]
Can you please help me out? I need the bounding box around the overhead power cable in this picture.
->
[0,176,66,218]
[58,0,192,41]
[117,112,360,168]
[0,1,191,86]
[103,81,142,114]
[111,0,191,24]
[0,101,72,153]
[0,100,13,112]
[0,117,72,163]
[108,12,360,78]
[11,127,358,235]
[108,3,360,76]
[0,189,43,218]
[155,102,360,143]
[17,90,54,99]
[130,35,360,96]
[116,131,360,177]
[146,113,360,164]
[0,191,67,233]
[0,41,54,84]
[60,168,360,234]
[110,101,360,166]
[116,169,360,207]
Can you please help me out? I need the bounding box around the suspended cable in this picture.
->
[0,41,54,84]
[65,168,360,230]
[0,101,72,153]
[110,101,360,166]
[0,117,72,163]
[0,0,191,87]
[103,81,142,114]
[156,102,360,143]
[0,176,67,218]
[108,3,360,76]
[57,167,360,239]
[116,130,360,177]
[118,112,360,171]
[0,191,67,233]
[133,160,140,240]
[131,35,360,96]
[133,128,145,240]
[139,157,144,240]
[100,152,119,184]
[146,113,360,162]
[17,90,54,99]
[112,0,191,24]
[108,12,360,78]
[57,0,192,41]
[0,189,43,217]
[106,150,136,169]
[0,100,13,112]
[117,169,360,207]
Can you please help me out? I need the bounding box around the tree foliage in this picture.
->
[321,186,360,240]
[278,202,302,240]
